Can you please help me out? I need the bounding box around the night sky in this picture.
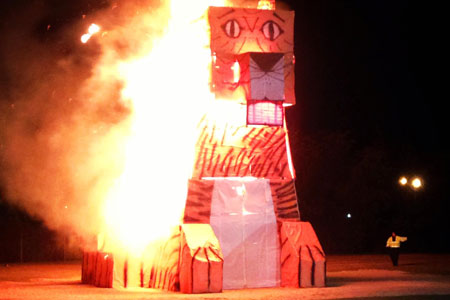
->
[0,0,448,262]
[286,0,448,253]
[290,0,445,153]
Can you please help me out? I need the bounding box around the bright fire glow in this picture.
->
[99,0,227,256]
[88,23,100,35]
[232,60,240,83]
[257,0,275,10]
[81,23,101,43]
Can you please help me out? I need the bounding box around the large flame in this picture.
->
[97,0,228,256]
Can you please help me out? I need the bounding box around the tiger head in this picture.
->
[208,5,295,126]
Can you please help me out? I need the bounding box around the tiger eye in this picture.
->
[261,20,284,41]
[222,19,241,38]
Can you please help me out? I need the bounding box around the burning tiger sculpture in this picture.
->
[82,1,325,293]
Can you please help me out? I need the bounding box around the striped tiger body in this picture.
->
[279,221,326,287]
[148,227,182,291]
[193,115,291,179]
[270,179,300,220]
[183,179,215,223]
[184,115,300,223]
[82,229,182,290]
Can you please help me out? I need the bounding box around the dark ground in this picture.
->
[1,253,450,299]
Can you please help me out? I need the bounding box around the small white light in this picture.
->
[236,185,245,196]
[346,213,351,219]
[399,176,408,185]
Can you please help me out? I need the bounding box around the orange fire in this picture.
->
[91,0,230,256]
[257,0,276,10]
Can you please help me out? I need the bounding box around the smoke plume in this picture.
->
[0,0,265,252]
[0,0,168,246]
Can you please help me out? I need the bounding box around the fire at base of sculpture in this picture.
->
[82,251,114,288]
[82,224,223,292]
[82,221,325,292]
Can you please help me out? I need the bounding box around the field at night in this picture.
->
[1,254,450,299]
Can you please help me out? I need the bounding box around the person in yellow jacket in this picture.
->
[386,232,407,266]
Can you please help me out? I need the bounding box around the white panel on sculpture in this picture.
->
[210,178,280,289]
[250,55,285,101]
[247,100,284,126]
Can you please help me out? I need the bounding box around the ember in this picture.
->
[81,23,100,43]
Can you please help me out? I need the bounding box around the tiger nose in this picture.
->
[250,52,284,72]
[241,52,285,101]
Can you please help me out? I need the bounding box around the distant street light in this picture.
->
[398,175,423,191]
[411,177,422,189]
[399,176,408,186]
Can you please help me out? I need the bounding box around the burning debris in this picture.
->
[81,23,100,43]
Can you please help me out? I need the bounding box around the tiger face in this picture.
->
[208,7,295,107]
[209,7,294,54]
